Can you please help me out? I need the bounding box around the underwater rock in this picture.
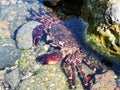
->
[42,0,63,6]
[16,21,40,49]
[105,1,120,25]
[81,0,120,62]
[90,70,118,90]
[0,39,21,69]
[0,1,43,36]
[4,68,20,89]
[0,20,11,39]
[17,64,84,90]
[22,0,34,3]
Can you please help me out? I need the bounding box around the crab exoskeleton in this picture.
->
[28,7,97,89]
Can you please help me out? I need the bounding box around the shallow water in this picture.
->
[0,0,120,90]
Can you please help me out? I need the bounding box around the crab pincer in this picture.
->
[36,51,63,65]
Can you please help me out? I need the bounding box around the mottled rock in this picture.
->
[81,0,120,59]
[22,0,34,3]
[105,3,120,25]
[4,68,20,89]
[17,64,84,90]
[91,70,117,90]
[0,20,11,39]
[116,78,120,88]
[16,21,40,49]
[0,0,23,5]
[0,39,21,69]
[0,2,44,36]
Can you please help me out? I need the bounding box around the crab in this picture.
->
[28,7,97,89]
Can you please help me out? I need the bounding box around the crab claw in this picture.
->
[84,75,91,86]
[32,25,46,46]
[36,51,63,65]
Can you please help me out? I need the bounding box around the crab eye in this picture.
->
[80,48,85,54]
[58,41,64,46]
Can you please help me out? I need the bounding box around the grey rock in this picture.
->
[105,3,120,25]
[0,39,21,69]
[116,78,120,87]
[4,68,20,89]
[16,21,40,49]
[0,2,44,35]
[17,64,84,90]
[90,70,117,90]
[22,0,34,3]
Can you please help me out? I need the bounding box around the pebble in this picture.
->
[4,68,20,89]
[16,21,40,49]
[0,39,21,69]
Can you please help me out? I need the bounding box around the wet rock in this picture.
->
[0,0,21,5]
[90,70,117,90]
[0,1,43,36]
[0,20,11,39]
[81,0,120,59]
[16,21,40,49]
[116,78,120,88]
[4,68,20,89]
[105,2,120,25]
[43,0,63,6]
[17,64,84,90]
[0,39,21,69]
[22,0,34,3]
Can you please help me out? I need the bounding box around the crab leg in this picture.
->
[83,57,96,71]
[64,55,77,89]
[70,60,77,88]
[76,59,91,86]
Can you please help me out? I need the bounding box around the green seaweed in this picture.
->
[81,0,120,61]
[33,69,41,75]
[18,58,27,67]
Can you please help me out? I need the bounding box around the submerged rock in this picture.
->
[81,0,120,62]
[42,0,63,6]
[4,68,20,89]
[105,1,120,25]
[16,21,40,49]
[0,1,44,36]
[17,64,84,90]
[90,70,118,90]
[0,39,21,69]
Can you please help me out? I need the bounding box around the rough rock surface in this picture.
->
[16,21,40,49]
[0,20,11,39]
[105,1,120,24]
[81,0,120,60]
[17,64,84,90]
[0,39,21,69]
[0,1,43,36]
[90,70,119,90]
[4,68,20,89]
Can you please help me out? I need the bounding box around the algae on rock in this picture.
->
[81,0,120,61]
